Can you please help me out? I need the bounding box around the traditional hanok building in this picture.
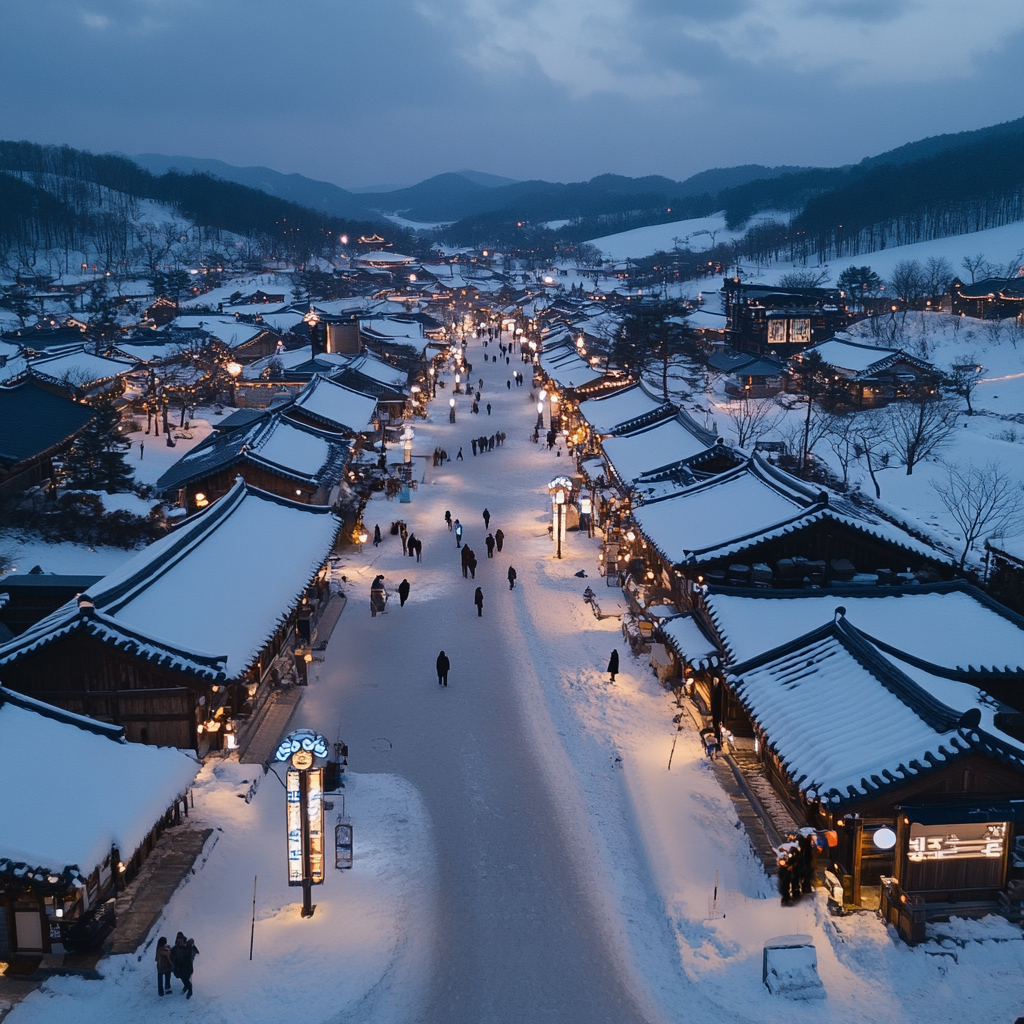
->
[285,374,379,437]
[156,411,351,513]
[0,479,340,752]
[0,687,198,956]
[632,453,949,602]
[27,347,135,399]
[600,409,741,500]
[728,611,1024,940]
[709,354,786,399]
[724,279,848,355]
[576,381,674,438]
[950,277,1024,319]
[0,379,95,494]
[0,571,103,636]
[331,351,410,425]
[792,337,938,406]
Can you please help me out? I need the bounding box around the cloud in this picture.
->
[80,10,110,29]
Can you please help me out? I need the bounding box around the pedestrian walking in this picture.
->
[507,379,511,389]
[407,532,417,557]
[373,524,382,547]
[461,546,471,578]
[456,446,464,461]
[171,932,198,999]
[436,650,450,686]
[155,936,173,996]
[454,520,463,547]
[507,565,517,589]
[398,579,410,607]
[485,533,495,558]
[494,528,504,552]
[400,524,408,555]
[607,648,619,682]
[474,586,484,617]
[487,403,491,415]
[468,550,477,579]
[139,441,145,461]
[482,508,491,530]
[445,510,452,531]
[413,538,422,562]
[471,438,478,456]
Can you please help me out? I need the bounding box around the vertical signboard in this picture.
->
[286,769,303,885]
[307,767,325,884]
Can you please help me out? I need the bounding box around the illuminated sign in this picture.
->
[307,768,325,885]
[768,320,787,345]
[275,729,329,764]
[790,319,811,345]
[907,821,1007,862]
[286,769,303,884]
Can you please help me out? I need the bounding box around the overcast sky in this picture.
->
[2,0,1022,189]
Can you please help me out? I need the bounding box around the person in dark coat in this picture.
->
[171,932,199,999]
[486,403,491,415]
[445,510,452,531]
[400,524,408,555]
[507,565,517,589]
[461,545,471,578]
[471,438,478,456]
[156,936,173,996]
[494,528,504,552]
[456,446,464,460]
[413,537,422,562]
[482,508,491,530]
[607,649,619,682]
[436,650,450,686]
[485,533,495,558]
[797,831,817,894]
[398,579,410,607]
[406,532,417,556]
[373,524,382,547]
[467,550,477,579]
[474,586,484,617]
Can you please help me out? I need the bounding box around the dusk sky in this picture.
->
[2,0,1022,189]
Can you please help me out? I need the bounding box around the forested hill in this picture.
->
[0,141,409,269]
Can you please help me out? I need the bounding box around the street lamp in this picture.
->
[549,475,572,560]
[227,361,242,406]
[449,397,456,423]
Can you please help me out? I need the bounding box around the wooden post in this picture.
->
[249,875,257,960]
[848,815,864,907]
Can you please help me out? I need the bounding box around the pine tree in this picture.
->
[63,397,135,493]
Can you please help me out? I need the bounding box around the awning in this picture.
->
[896,800,1024,825]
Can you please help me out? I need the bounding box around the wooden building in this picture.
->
[723,279,848,355]
[0,687,198,956]
[0,379,95,495]
[156,410,351,514]
[0,480,340,752]
[950,277,1024,320]
[728,612,1024,940]
[632,453,949,603]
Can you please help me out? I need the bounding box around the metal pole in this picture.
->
[299,771,314,918]
[249,875,257,960]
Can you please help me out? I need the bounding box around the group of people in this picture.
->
[506,371,525,389]
[777,831,818,905]
[431,447,450,465]
[471,432,506,455]
[155,932,198,998]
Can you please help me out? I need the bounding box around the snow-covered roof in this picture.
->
[290,374,378,432]
[29,347,135,387]
[158,412,350,491]
[169,315,263,349]
[684,310,728,331]
[988,534,1024,568]
[538,343,605,389]
[353,250,414,266]
[731,617,1024,808]
[341,351,408,389]
[0,480,340,680]
[0,687,199,877]
[633,454,940,566]
[601,412,718,487]
[658,615,720,669]
[577,382,671,434]
[359,316,425,341]
[803,337,931,377]
[704,583,1024,673]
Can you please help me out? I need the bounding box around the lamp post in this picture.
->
[449,397,456,424]
[549,475,572,560]
[428,365,435,398]
[227,360,242,406]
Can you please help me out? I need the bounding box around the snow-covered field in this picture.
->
[588,213,780,261]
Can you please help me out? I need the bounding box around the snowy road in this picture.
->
[299,347,655,1024]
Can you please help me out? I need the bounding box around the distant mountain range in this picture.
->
[132,116,1024,245]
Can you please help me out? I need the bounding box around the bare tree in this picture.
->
[923,256,954,300]
[778,269,830,288]
[945,354,984,415]
[890,259,927,303]
[886,396,957,474]
[853,412,892,498]
[724,397,783,449]
[933,461,1024,569]
[820,412,861,489]
[960,253,991,284]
